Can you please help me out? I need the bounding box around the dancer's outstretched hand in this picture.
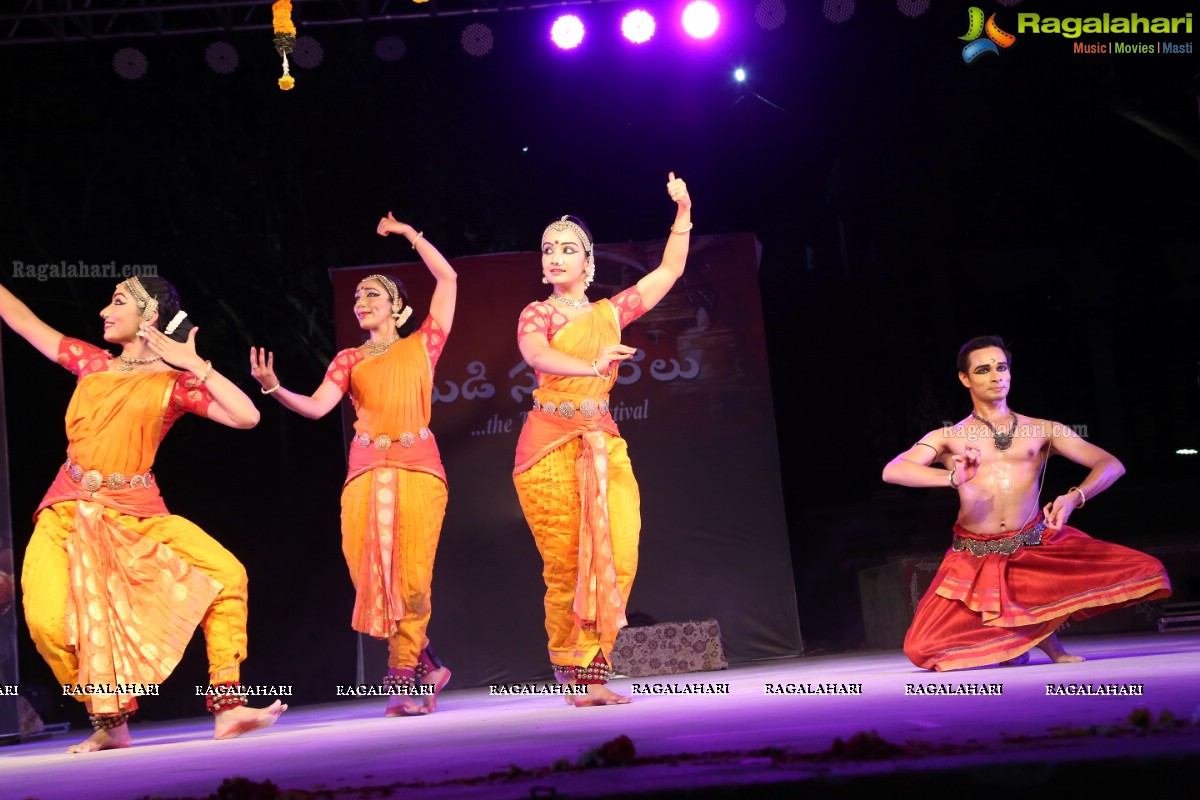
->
[141,324,203,373]
[249,347,280,392]
[377,212,412,237]
[666,172,691,211]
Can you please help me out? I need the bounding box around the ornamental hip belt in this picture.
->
[952,521,1045,558]
[531,397,609,420]
[63,458,155,493]
[354,428,432,451]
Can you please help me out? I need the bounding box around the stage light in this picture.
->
[292,36,323,69]
[896,0,930,18]
[551,15,585,50]
[682,2,720,40]
[1177,448,1198,455]
[734,67,746,82]
[755,0,787,31]
[823,0,856,24]
[113,47,148,80]
[621,10,656,44]
[205,42,238,74]
[462,23,494,57]
[375,36,407,62]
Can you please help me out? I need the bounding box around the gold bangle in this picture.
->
[948,466,958,489]
[261,383,281,395]
[411,231,424,250]
[591,359,606,378]
[1069,486,1087,507]
[194,360,213,385]
[670,222,693,234]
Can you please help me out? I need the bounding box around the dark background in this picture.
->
[2,0,1198,724]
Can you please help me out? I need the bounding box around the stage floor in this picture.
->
[4,632,1200,799]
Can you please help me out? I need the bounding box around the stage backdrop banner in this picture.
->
[330,232,801,687]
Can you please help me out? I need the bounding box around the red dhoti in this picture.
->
[903,518,1171,671]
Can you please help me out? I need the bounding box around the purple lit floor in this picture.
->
[4,632,1200,799]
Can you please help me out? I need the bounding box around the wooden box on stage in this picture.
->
[610,619,728,677]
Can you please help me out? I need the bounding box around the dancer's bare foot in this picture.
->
[1000,652,1031,667]
[385,695,427,717]
[568,682,630,707]
[1038,634,1085,664]
[67,723,132,753]
[213,700,287,739]
[421,666,451,713]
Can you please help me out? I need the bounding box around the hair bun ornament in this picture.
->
[393,305,414,330]
[272,0,297,90]
[164,310,188,335]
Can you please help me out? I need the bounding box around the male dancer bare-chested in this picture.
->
[882,335,1170,671]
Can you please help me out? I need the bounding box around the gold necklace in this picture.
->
[366,334,400,356]
[547,294,589,310]
[116,354,162,372]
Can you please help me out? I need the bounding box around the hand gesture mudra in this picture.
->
[596,343,637,376]
[949,445,981,488]
[140,324,200,371]
[1042,491,1081,531]
[377,212,410,238]
[666,172,691,210]
[249,347,279,391]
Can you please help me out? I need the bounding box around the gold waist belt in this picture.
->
[354,428,431,451]
[531,397,610,420]
[63,458,155,492]
[952,521,1045,557]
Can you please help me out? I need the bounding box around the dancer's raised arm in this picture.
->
[0,281,67,361]
[377,213,458,334]
[634,172,693,311]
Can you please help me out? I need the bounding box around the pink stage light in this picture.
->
[550,15,586,50]
[682,1,720,40]
[621,10,656,44]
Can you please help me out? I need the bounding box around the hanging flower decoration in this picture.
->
[272,0,297,90]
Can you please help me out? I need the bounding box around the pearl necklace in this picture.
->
[547,294,589,310]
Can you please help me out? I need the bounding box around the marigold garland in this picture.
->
[272,0,297,91]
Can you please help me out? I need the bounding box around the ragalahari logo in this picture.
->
[960,7,1016,63]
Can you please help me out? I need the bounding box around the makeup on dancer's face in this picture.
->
[354,282,396,326]
[543,240,582,256]
[354,284,391,305]
[542,239,586,285]
[101,288,138,340]
[102,289,130,320]
[972,362,1009,376]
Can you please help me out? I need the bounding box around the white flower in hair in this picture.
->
[165,311,188,335]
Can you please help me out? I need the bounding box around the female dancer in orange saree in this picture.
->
[1,276,285,753]
[251,214,455,716]
[514,173,692,705]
